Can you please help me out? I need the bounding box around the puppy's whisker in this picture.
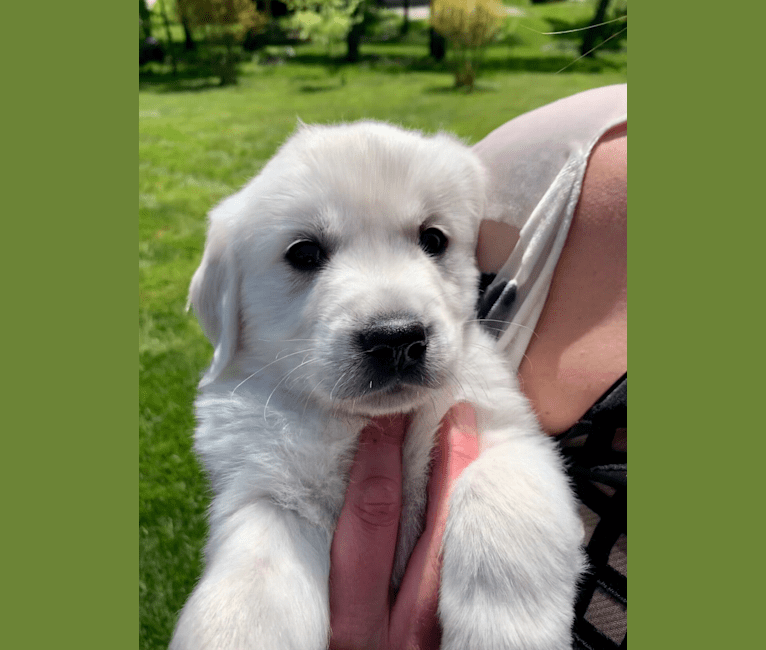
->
[254,337,318,345]
[424,393,439,422]
[421,291,451,315]
[477,324,504,336]
[301,378,326,421]
[444,367,472,402]
[294,365,328,424]
[456,362,492,404]
[467,318,539,339]
[263,356,320,419]
[465,337,534,372]
[466,340,504,356]
[514,352,535,390]
[328,372,350,403]
[231,348,316,396]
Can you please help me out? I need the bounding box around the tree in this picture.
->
[139,0,153,40]
[177,0,268,84]
[157,0,179,74]
[580,0,627,57]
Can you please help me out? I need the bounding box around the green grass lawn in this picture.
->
[139,4,626,648]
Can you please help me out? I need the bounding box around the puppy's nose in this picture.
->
[359,317,428,374]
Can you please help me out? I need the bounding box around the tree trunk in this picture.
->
[401,0,410,36]
[180,14,197,51]
[157,0,177,75]
[580,0,611,57]
[346,11,365,63]
[430,28,446,61]
[139,0,153,40]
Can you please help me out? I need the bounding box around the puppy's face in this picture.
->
[190,122,486,416]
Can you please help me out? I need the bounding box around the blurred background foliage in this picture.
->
[140,0,626,88]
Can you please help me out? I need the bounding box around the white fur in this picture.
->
[170,121,584,649]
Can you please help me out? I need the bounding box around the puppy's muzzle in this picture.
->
[357,315,430,390]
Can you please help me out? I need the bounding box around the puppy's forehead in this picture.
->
[277,122,481,228]
[288,122,469,184]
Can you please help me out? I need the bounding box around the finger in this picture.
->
[431,403,481,493]
[329,414,409,649]
[390,403,480,646]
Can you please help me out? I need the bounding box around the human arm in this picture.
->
[478,124,627,434]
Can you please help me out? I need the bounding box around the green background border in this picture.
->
[631,4,762,648]
[15,2,762,649]
[4,3,134,648]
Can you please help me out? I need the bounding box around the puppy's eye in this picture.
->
[419,227,448,257]
[285,240,327,271]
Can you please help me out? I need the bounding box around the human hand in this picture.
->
[329,403,480,650]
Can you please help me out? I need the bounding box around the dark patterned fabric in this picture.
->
[558,374,627,649]
[478,273,627,647]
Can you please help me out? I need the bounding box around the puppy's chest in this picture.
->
[196,382,449,575]
[278,409,440,550]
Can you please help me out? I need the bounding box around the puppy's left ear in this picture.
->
[188,221,240,387]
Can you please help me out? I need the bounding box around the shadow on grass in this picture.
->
[291,47,624,77]
[485,54,625,74]
[297,82,342,93]
[423,83,500,95]
[139,65,229,93]
[140,34,625,94]
[139,45,267,93]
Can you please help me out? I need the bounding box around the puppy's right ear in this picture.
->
[188,223,240,387]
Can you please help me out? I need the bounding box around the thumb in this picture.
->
[329,414,409,648]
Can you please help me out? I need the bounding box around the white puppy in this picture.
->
[170,121,584,650]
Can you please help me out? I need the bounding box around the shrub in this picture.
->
[430,0,505,90]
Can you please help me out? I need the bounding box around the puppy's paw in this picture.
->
[169,565,330,650]
[439,592,575,650]
[439,444,584,650]
[169,503,332,650]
